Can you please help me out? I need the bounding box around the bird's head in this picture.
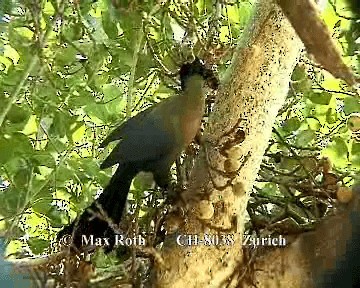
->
[179,58,219,91]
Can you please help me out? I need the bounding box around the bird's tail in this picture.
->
[58,164,138,252]
[97,164,137,224]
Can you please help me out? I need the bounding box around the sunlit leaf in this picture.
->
[306,92,332,105]
[295,129,315,146]
[344,97,360,115]
[322,137,349,168]
[28,238,49,254]
[282,117,301,133]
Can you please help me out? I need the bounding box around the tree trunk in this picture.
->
[155,0,304,287]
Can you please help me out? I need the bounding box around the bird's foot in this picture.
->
[162,182,185,205]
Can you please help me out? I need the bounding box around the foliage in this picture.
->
[0,0,252,259]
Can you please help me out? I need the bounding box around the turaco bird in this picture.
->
[58,57,219,252]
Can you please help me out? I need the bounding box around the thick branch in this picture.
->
[155,1,303,287]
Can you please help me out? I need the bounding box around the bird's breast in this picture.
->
[179,107,203,146]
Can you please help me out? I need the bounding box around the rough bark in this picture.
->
[155,0,304,287]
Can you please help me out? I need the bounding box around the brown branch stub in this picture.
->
[277,0,358,86]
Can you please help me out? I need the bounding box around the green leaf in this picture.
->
[259,183,278,196]
[31,151,55,168]
[307,92,332,105]
[282,117,301,133]
[46,207,66,227]
[0,186,28,217]
[130,188,144,202]
[237,2,254,27]
[0,137,13,164]
[94,73,110,87]
[55,165,76,185]
[330,138,348,156]
[13,166,32,189]
[344,97,360,115]
[325,108,338,124]
[84,103,109,123]
[27,238,49,254]
[49,112,79,140]
[32,198,52,215]
[61,159,98,185]
[54,45,78,65]
[68,89,95,108]
[306,117,321,131]
[0,0,13,16]
[135,55,154,79]
[322,137,349,168]
[77,158,101,179]
[295,129,315,146]
[6,104,31,125]
[291,64,307,81]
[114,49,134,68]
[102,10,118,39]
[351,142,360,168]
[227,5,240,24]
[103,83,120,102]
[45,138,67,153]
[0,133,33,165]
[133,172,154,191]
